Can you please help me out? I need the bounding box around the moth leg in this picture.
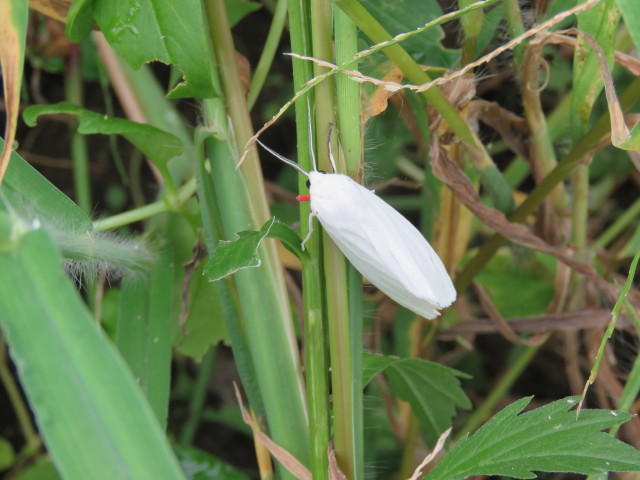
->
[301,212,315,251]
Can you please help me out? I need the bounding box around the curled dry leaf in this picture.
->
[328,443,349,480]
[465,99,529,158]
[233,383,312,480]
[429,140,638,305]
[28,0,72,23]
[407,427,451,480]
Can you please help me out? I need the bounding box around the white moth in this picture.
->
[258,130,456,320]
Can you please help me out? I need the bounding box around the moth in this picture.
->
[258,127,456,319]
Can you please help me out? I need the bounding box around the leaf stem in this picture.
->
[247,0,289,110]
[92,177,197,231]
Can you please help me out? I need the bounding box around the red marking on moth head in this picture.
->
[296,195,311,202]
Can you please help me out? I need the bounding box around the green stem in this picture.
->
[247,0,289,110]
[595,196,640,248]
[398,412,420,479]
[179,346,216,446]
[286,0,330,476]
[456,345,540,438]
[310,1,355,477]
[505,0,526,67]
[92,177,197,231]
[335,7,364,480]
[65,45,91,214]
[0,339,41,455]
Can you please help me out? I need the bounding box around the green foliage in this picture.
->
[425,397,640,480]
[2,142,92,232]
[66,0,219,98]
[617,0,640,53]
[175,446,250,480]
[363,0,458,68]
[23,103,183,181]
[0,225,185,480]
[205,217,308,281]
[476,252,556,317]
[363,353,471,446]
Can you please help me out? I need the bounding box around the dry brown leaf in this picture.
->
[465,100,529,158]
[407,427,451,480]
[437,309,631,340]
[233,383,312,480]
[328,444,349,480]
[0,1,28,183]
[362,67,404,123]
[29,0,71,23]
[429,140,636,304]
[474,283,550,346]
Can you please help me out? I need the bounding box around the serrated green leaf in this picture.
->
[205,217,308,281]
[363,353,471,446]
[23,102,183,178]
[425,396,640,480]
[91,0,219,98]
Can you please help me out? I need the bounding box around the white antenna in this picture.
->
[327,123,337,173]
[256,140,309,177]
[306,98,318,172]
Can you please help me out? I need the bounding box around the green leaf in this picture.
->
[363,0,459,68]
[23,102,183,178]
[65,0,95,43]
[13,458,62,480]
[225,0,261,27]
[617,0,640,57]
[0,224,186,480]
[1,141,92,233]
[176,259,230,361]
[425,396,640,480]
[90,0,220,98]
[205,217,308,281]
[0,437,14,470]
[363,353,471,445]
[116,250,175,431]
[175,445,250,480]
[476,252,555,317]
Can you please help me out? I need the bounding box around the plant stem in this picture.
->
[309,1,356,476]
[247,0,289,110]
[286,0,331,476]
[65,45,91,214]
[595,196,640,248]
[92,177,197,231]
[0,339,41,455]
[456,345,539,439]
[335,6,364,480]
[179,346,216,446]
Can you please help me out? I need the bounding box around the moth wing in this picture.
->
[355,186,456,308]
[314,178,454,318]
